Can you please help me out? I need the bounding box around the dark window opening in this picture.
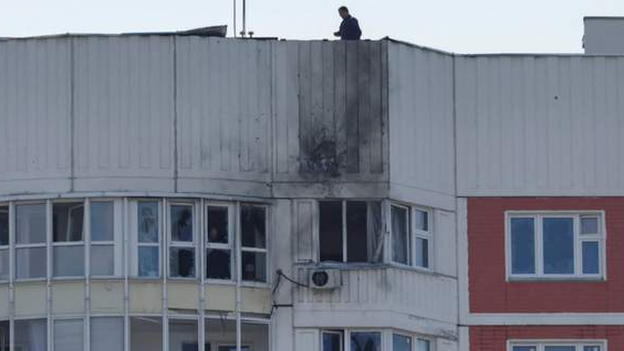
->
[319,202,343,262]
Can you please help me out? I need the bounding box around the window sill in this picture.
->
[240,281,270,289]
[508,276,606,283]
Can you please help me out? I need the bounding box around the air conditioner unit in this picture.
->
[308,269,342,290]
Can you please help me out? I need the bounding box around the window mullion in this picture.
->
[536,215,543,277]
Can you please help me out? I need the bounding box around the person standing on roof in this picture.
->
[334,6,362,40]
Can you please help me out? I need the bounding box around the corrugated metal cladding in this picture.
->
[456,55,624,196]
[273,40,388,184]
[388,43,455,207]
[0,37,391,198]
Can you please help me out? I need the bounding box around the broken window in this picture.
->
[91,317,124,351]
[169,319,199,351]
[16,203,47,279]
[319,201,383,263]
[169,204,196,278]
[53,319,84,351]
[351,331,381,351]
[241,205,268,283]
[136,201,161,277]
[0,206,8,280]
[90,201,116,277]
[0,321,8,351]
[15,319,47,351]
[206,205,232,280]
[131,317,163,351]
[391,205,410,265]
[53,202,85,277]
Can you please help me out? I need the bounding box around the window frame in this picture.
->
[51,200,86,279]
[388,202,434,272]
[390,204,411,267]
[14,201,48,281]
[508,340,607,351]
[505,211,607,281]
[131,199,163,278]
[205,202,235,282]
[0,205,9,282]
[88,199,123,278]
[239,203,269,284]
[167,201,198,279]
[321,330,344,351]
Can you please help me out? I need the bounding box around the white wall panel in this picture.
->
[73,36,175,192]
[388,42,455,209]
[456,55,624,196]
[176,38,272,195]
[0,39,72,194]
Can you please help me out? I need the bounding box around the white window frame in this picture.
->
[51,200,86,279]
[390,204,411,267]
[88,199,123,278]
[508,340,607,351]
[347,329,385,351]
[321,330,344,351]
[239,203,269,284]
[131,199,163,278]
[505,211,606,281]
[413,207,433,271]
[14,201,48,281]
[167,201,198,279]
[205,203,235,282]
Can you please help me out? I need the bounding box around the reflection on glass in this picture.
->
[393,334,411,351]
[581,217,599,235]
[350,332,381,351]
[391,206,409,265]
[16,204,46,245]
[91,246,114,276]
[91,202,114,242]
[169,319,198,351]
[138,202,159,243]
[15,319,47,351]
[16,247,46,279]
[511,218,535,274]
[91,317,124,351]
[171,205,193,242]
[543,218,574,274]
[241,205,266,248]
[323,332,343,351]
[242,251,266,283]
[582,241,600,274]
[53,202,84,242]
[415,210,428,231]
[415,238,429,269]
[53,246,85,277]
[170,248,195,278]
[54,319,84,351]
[130,317,162,351]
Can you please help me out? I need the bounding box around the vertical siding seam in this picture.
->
[173,37,179,193]
[70,38,76,192]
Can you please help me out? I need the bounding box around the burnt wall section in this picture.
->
[273,41,389,198]
[387,42,456,210]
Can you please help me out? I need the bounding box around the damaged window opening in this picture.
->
[0,206,8,280]
[53,201,85,277]
[169,204,196,278]
[241,204,268,283]
[319,201,383,264]
[136,201,161,278]
[16,203,47,280]
[206,205,232,280]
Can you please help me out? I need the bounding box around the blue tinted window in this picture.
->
[582,241,600,274]
[393,334,411,351]
[543,218,574,274]
[512,347,536,351]
[511,218,535,274]
[584,346,601,351]
[351,332,381,351]
[323,332,342,351]
[139,247,159,277]
[544,347,575,351]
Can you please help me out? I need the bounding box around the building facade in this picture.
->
[0,18,622,351]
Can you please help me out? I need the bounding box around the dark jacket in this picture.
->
[338,16,362,40]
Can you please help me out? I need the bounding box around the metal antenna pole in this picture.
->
[242,0,247,37]
[233,0,237,38]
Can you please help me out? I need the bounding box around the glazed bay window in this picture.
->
[91,317,124,351]
[241,204,268,283]
[319,201,383,263]
[0,206,8,280]
[206,205,232,280]
[351,332,381,351]
[169,203,196,278]
[53,202,85,277]
[53,319,84,351]
[15,319,47,351]
[134,201,161,278]
[508,212,605,279]
[16,203,47,280]
[390,205,432,269]
[510,342,604,351]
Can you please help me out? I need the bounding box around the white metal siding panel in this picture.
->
[456,55,624,196]
[176,38,271,184]
[0,39,72,194]
[73,36,175,192]
[388,43,455,208]
[295,267,457,324]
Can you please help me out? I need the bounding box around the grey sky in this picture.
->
[1,0,624,53]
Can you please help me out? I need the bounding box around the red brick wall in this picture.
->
[470,326,624,351]
[469,197,624,313]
